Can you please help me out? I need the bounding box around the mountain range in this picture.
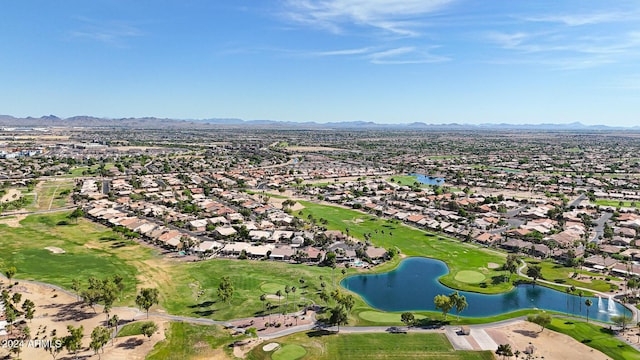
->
[0,115,638,131]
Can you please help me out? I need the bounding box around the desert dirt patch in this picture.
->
[233,338,262,358]
[487,262,500,269]
[45,246,66,254]
[0,278,164,360]
[0,214,26,227]
[0,188,21,203]
[484,320,610,360]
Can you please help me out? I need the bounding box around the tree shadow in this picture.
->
[513,329,539,338]
[117,337,144,349]
[306,329,336,338]
[193,309,217,316]
[188,301,216,308]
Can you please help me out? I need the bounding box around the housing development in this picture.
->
[1,123,640,359]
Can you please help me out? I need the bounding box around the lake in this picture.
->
[409,173,445,186]
[341,257,630,322]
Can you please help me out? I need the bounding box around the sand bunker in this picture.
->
[45,246,66,254]
[263,343,280,352]
[487,262,500,269]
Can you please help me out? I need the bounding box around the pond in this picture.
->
[408,173,445,186]
[341,257,631,322]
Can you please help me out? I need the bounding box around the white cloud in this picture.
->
[283,0,457,36]
[367,46,449,64]
[69,17,143,47]
[311,47,373,56]
[524,12,638,26]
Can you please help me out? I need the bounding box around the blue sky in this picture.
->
[1,0,639,125]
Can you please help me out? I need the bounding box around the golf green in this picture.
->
[261,282,285,294]
[272,344,307,360]
[453,270,485,284]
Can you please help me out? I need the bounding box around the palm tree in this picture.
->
[275,290,283,315]
[260,294,267,316]
[570,285,577,313]
[291,286,297,312]
[578,291,583,312]
[450,292,468,320]
[565,288,572,315]
[285,285,291,313]
[585,299,593,323]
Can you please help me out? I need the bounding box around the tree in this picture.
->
[565,287,572,315]
[275,289,283,313]
[71,278,82,301]
[136,288,159,319]
[526,264,542,286]
[450,291,468,320]
[22,298,35,322]
[612,314,633,331]
[291,286,297,312]
[5,266,16,281]
[585,299,593,323]
[285,285,291,313]
[141,321,158,341]
[505,255,518,282]
[496,343,514,359]
[90,326,110,358]
[217,276,234,304]
[44,336,63,360]
[108,314,119,345]
[329,305,348,332]
[434,294,453,320]
[401,312,415,327]
[260,293,267,315]
[64,325,84,359]
[68,207,84,223]
[527,313,551,332]
[341,294,355,314]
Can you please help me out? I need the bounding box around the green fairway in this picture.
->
[116,321,155,337]
[548,318,639,360]
[594,199,640,208]
[526,259,617,294]
[454,271,486,284]
[272,344,307,360]
[162,258,343,320]
[296,201,510,294]
[0,212,159,305]
[248,332,494,360]
[388,175,424,187]
[358,311,427,323]
[147,322,237,360]
[261,282,287,294]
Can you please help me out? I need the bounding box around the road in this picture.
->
[568,193,587,208]
[591,211,613,243]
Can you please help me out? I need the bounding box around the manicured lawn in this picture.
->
[526,259,617,294]
[272,344,307,360]
[116,321,155,337]
[388,175,424,187]
[0,212,159,305]
[548,318,639,360]
[594,199,640,208]
[147,322,237,360]
[248,332,494,360]
[296,201,510,294]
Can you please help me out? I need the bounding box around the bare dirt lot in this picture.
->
[0,279,165,360]
[484,320,611,360]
